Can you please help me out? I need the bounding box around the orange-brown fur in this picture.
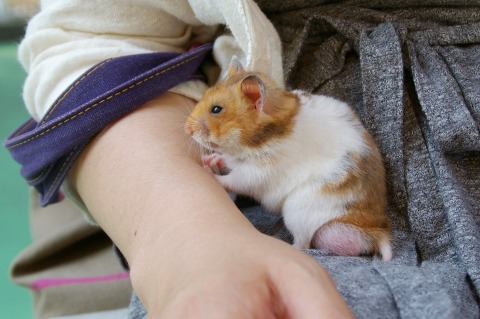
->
[187,68,300,149]
[321,132,390,254]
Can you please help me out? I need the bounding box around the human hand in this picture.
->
[133,228,353,319]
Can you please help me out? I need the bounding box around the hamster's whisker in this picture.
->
[172,124,188,135]
[187,138,198,157]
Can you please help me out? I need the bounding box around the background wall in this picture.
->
[0,38,34,318]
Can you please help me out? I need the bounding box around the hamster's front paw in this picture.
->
[202,153,231,176]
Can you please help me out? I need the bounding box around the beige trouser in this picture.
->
[10,189,132,319]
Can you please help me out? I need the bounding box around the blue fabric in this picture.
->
[4,43,213,206]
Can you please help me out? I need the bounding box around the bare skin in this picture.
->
[70,92,354,318]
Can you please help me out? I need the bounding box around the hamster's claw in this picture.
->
[202,153,231,176]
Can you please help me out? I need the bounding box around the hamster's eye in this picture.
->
[210,105,223,115]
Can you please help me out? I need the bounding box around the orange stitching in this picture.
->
[13,119,37,138]
[7,53,203,150]
[45,147,77,198]
[41,60,111,125]
[27,166,50,183]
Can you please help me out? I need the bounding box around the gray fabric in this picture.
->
[129,2,480,318]
[128,295,146,319]
[258,1,480,318]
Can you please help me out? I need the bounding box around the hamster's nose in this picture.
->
[185,125,194,136]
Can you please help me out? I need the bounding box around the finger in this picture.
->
[273,264,354,319]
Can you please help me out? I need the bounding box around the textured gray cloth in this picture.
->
[129,1,480,318]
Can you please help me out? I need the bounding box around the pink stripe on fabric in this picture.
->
[30,272,130,291]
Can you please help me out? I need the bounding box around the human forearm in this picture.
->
[68,92,255,307]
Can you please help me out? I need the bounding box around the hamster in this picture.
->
[185,59,392,261]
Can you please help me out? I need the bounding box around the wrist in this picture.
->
[128,213,261,312]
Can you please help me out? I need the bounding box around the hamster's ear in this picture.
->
[241,75,268,113]
[227,55,244,77]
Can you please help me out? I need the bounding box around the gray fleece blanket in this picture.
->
[130,1,480,318]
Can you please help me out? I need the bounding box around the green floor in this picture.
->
[0,41,34,318]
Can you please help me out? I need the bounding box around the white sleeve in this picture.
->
[188,0,284,86]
